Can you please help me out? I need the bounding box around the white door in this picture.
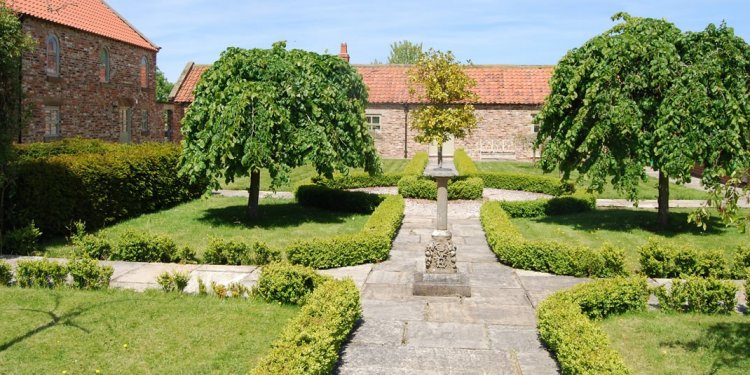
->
[428,137,455,157]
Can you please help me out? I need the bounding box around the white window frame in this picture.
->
[366,114,381,132]
[44,106,61,137]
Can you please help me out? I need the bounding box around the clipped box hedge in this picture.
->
[537,277,648,375]
[251,277,362,375]
[312,172,402,190]
[638,238,736,279]
[480,201,625,277]
[11,142,206,235]
[477,172,574,196]
[655,277,738,314]
[454,148,479,175]
[296,184,384,213]
[402,151,429,176]
[499,193,596,218]
[287,193,404,269]
[397,175,484,200]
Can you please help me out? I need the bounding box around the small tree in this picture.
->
[180,42,380,219]
[534,13,750,229]
[155,67,173,102]
[387,40,423,64]
[408,49,478,167]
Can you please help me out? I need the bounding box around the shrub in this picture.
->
[656,277,738,314]
[447,177,484,200]
[72,233,113,260]
[453,148,479,175]
[481,201,625,277]
[110,231,177,263]
[174,246,199,264]
[312,172,402,189]
[296,185,384,213]
[251,278,361,375]
[562,277,649,320]
[203,237,280,265]
[15,259,68,288]
[499,193,596,218]
[14,138,114,161]
[287,195,404,269]
[638,238,729,278]
[156,270,191,293]
[731,246,750,279]
[11,142,206,235]
[3,222,42,255]
[402,151,429,176]
[254,262,330,305]
[67,257,113,290]
[398,175,484,200]
[0,260,12,286]
[477,172,574,196]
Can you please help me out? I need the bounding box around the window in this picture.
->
[46,34,60,76]
[366,114,381,132]
[533,124,540,133]
[141,110,149,132]
[139,56,148,88]
[99,48,110,82]
[44,106,61,137]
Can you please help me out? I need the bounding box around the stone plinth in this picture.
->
[413,272,471,297]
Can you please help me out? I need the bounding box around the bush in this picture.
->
[731,246,750,279]
[287,195,404,269]
[656,277,738,314]
[3,222,42,255]
[402,151,429,176]
[156,270,191,293]
[11,142,206,235]
[638,238,729,278]
[67,257,113,290]
[254,262,330,305]
[397,175,484,200]
[499,193,595,218]
[251,278,361,375]
[562,277,649,320]
[447,177,484,200]
[477,172,574,196]
[454,148,479,175]
[312,172,402,189]
[15,259,68,288]
[296,185,384,213]
[14,138,114,161]
[70,224,113,260]
[481,201,625,277]
[203,237,280,265]
[110,231,177,263]
[0,260,12,286]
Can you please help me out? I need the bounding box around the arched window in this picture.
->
[46,34,60,76]
[99,48,110,82]
[139,56,148,88]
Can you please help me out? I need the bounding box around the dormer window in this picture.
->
[99,48,110,82]
[139,56,148,88]
[46,34,60,76]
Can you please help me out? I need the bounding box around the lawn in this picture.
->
[43,196,370,258]
[511,208,748,271]
[222,159,409,191]
[0,287,299,374]
[477,161,709,200]
[600,311,750,374]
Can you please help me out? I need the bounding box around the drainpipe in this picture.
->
[403,104,409,159]
[17,44,23,144]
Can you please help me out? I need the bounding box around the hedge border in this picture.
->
[311,151,429,190]
[454,148,479,175]
[397,175,484,200]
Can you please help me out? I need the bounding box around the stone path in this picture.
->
[334,199,586,374]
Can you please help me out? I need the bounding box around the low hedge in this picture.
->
[203,237,280,266]
[477,172,574,196]
[14,138,114,161]
[296,185,384,213]
[0,260,12,286]
[537,277,648,375]
[13,258,113,290]
[453,148,479,175]
[286,195,404,269]
[251,277,361,374]
[638,238,733,279]
[254,262,331,305]
[11,142,206,235]
[397,175,484,200]
[312,172,402,190]
[655,277,738,314]
[402,151,429,176]
[499,193,596,218]
[480,201,625,277]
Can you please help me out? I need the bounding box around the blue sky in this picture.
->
[107,0,750,83]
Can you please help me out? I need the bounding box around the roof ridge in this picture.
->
[100,0,159,50]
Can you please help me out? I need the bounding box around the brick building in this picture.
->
[9,0,161,143]
[170,44,553,160]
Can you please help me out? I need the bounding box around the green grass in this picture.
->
[43,196,370,258]
[600,311,750,375]
[222,159,410,191]
[511,208,748,271]
[477,161,709,200]
[0,287,299,374]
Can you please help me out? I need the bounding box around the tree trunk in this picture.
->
[658,170,669,230]
[437,144,443,168]
[247,169,260,220]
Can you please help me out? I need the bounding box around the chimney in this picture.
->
[338,42,350,63]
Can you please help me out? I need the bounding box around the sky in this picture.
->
[106,0,750,83]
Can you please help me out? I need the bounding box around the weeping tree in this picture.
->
[180,42,381,219]
[409,49,478,167]
[534,13,750,229]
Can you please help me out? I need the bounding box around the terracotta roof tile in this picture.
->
[9,0,158,51]
[171,63,553,105]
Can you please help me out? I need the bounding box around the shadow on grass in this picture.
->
[531,209,726,237]
[198,202,362,229]
[661,321,750,373]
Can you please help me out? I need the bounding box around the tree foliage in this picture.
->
[387,40,423,64]
[408,49,478,149]
[534,13,750,227]
[155,67,173,102]
[179,42,380,218]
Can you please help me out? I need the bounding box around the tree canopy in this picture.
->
[179,42,380,218]
[387,40,423,64]
[155,67,173,102]
[408,49,477,164]
[534,13,750,228]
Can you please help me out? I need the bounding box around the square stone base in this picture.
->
[412,272,471,297]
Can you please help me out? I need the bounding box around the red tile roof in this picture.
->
[171,63,553,105]
[8,0,158,51]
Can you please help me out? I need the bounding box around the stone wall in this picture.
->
[20,17,159,143]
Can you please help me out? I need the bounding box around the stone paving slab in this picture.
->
[405,321,490,349]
